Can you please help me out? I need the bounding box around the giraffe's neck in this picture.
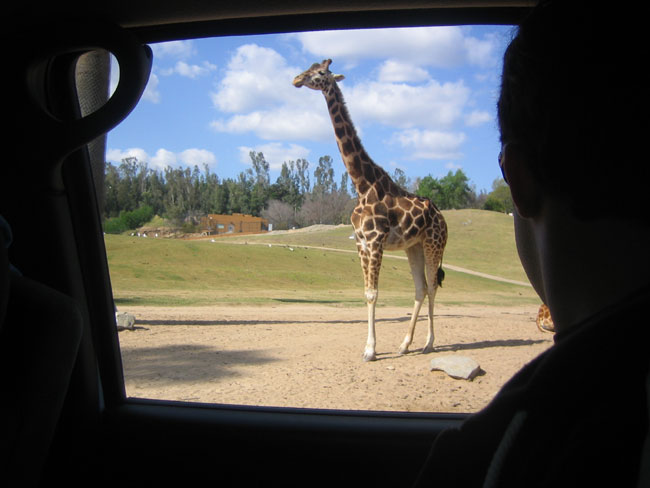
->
[323,82,386,196]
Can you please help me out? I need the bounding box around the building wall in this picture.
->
[200,213,268,235]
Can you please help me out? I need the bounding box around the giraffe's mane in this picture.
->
[331,80,407,193]
[336,104,411,198]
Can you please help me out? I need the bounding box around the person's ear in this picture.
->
[503,144,543,219]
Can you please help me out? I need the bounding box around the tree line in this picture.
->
[103,151,513,233]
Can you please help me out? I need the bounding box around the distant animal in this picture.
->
[536,304,555,333]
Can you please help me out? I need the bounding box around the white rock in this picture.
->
[116,311,136,330]
[430,355,481,380]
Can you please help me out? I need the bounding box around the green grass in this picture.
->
[224,224,356,250]
[106,209,539,307]
[439,209,525,282]
[220,209,527,282]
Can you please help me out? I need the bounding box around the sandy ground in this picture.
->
[117,304,553,413]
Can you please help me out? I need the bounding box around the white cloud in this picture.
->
[392,129,466,160]
[179,148,217,167]
[208,37,477,144]
[106,147,150,164]
[150,148,177,169]
[445,162,463,171]
[162,60,217,79]
[211,44,301,113]
[289,26,499,68]
[210,44,333,141]
[145,40,213,104]
[465,110,492,127]
[347,80,470,129]
[151,40,196,60]
[107,147,217,170]
[465,33,501,68]
[238,142,311,169]
[142,73,161,103]
[211,107,331,141]
[377,60,429,83]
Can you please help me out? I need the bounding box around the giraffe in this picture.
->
[536,303,555,333]
[293,59,448,361]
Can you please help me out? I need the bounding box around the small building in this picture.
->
[200,213,269,235]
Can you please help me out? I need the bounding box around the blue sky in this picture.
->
[107,25,514,193]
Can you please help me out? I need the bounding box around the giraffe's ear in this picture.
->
[333,74,345,82]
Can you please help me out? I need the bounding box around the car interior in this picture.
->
[1,1,537,486]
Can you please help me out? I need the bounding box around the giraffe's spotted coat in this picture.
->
[536,304,555,333]
[293,59,448,361]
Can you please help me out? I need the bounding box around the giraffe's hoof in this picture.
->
[363,350,377,362]
[421,344,434,355]
[398,345,409,355]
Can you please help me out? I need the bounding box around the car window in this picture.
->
[99,26,552,413]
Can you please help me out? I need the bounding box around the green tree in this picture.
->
[270,161,302,210]
[483,178,514,214]
[339,171,350,197]
[213,181,229,214]
[249,151,270,187]
[103,205,154,234]
[120,205,154,229]
[226,172,253,215]
[164,166,191,223]
[116,157,140,212]
[313,155,335,195]
[438,169,473,209]
[392,168,410,191]
[141,169,166,216]
[295,158,310,194]
[416,170,473,209]
[197,165,219,215]
[416,175,442,201]
[104,162,120,218]
[247,152,270,216]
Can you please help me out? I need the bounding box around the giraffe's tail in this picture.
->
[437,263,445,288]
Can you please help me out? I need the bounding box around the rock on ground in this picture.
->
[430,355,482,380]
[116,311,136,330]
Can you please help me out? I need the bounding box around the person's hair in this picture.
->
[497,0,650,222]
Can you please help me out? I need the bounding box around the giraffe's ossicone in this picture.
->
[294,59,448,361]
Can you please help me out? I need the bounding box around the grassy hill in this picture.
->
[106,209,539,307]
[223,209,527,283]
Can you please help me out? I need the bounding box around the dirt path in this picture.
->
[117,304,553,413]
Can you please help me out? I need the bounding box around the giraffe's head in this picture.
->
[293,59,345,91]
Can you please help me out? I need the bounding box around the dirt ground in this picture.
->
[117,304,553,413]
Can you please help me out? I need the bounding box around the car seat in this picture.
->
[0,216,83,486]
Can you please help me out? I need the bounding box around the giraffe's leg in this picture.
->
[399,244,426,355]
[358,240,383,362]
[421,245,443,354]
[365,299,377,362]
